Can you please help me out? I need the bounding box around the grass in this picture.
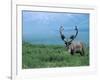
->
[22,42,89,69]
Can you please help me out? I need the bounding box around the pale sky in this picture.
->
[22,10,89,45]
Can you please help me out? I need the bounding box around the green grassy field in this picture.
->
[22,42,89,69]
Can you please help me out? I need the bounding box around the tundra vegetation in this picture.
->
[22,11,89,68]
[22,41,89,69]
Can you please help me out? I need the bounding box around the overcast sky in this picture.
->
[22,10,89,45]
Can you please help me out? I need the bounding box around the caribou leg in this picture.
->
[70,49,74,55]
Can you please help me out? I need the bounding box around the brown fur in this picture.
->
[68,42,85,56]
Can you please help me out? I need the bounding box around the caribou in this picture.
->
[59,26,85,56]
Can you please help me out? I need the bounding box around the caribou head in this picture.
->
[59,26,85,56]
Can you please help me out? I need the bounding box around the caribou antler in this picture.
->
[59,26,78,46]
[69,26,78,42]
[59,26,66,41]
